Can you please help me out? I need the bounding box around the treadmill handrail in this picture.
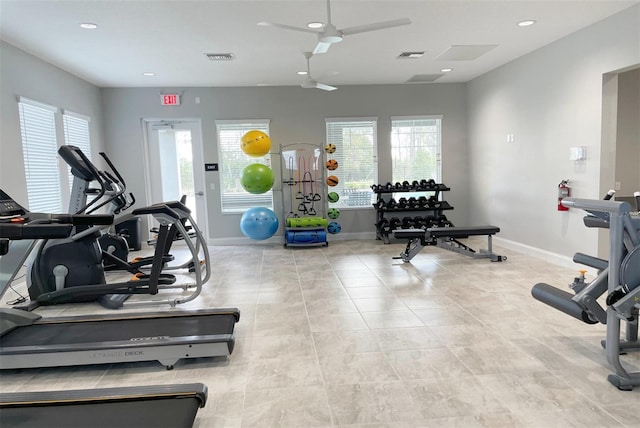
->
[0,383,208,408]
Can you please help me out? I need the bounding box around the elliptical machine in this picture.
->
[27,145,209,309]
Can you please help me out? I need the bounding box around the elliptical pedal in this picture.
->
[98,294,131,309]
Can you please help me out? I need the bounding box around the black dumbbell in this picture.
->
[384,182,394,190]
[386,198,397,209]
[388,217,401,230]
[413,216,425,228]
[397,197,408,208]
[407,197,418,208]
[437,215,450,227]
[402,181,411,189]
[411,180,420,190]
[418,196,428,207]
[402,216,414,229]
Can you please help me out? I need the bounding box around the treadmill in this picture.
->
[0,383,208,428]
[0,191,240,370]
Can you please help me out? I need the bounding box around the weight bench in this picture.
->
[393,226,506,262]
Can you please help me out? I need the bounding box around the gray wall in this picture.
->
[0,41,104,207]
[467,5,640,258]
[101,84,468,241]
[1,4,638,257]
[615,68,640,197]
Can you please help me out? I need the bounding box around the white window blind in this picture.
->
[215,120,272,212]
[391,116,442,183]
[63,111,91,191]
[18,98,62,213]
[325,118,377,209]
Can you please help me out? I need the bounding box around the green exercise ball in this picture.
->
[241,163,274,194]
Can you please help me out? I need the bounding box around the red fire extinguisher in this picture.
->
[558,179,570,211]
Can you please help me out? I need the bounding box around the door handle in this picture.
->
[195,191,204,196]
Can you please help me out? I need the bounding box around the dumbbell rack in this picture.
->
[372,180,453,244]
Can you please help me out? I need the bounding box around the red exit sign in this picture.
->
[161,94,180,106]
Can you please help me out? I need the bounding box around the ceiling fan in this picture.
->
[300,52,337,91]
[258,0,411,54]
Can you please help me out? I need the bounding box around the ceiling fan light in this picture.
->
[307,22,324,29]
[319,34,342,43]
[297,71,308,75]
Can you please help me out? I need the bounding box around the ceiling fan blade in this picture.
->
[316,82,337,91]
[340,18,411,36]
[257,21,319,34]
[313,41,332,55]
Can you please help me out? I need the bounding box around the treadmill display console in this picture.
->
[0,190,26,219]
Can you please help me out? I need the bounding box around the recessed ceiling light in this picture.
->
[441,68,453,73]
[307,22,324,29]
[79,23,98,29]
[517,20,536,27]
[142,72,155,76]
[297,71,308,75]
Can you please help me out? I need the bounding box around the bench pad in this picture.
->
[392,229,426,239]
[427,226,500,238]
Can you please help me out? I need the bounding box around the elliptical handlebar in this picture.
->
[58,145,108,215]
[561,197,631,214]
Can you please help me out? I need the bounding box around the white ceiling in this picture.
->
[1,0,638,88]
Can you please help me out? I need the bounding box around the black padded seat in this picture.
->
[427,226,500,238]
[392,229,426,239]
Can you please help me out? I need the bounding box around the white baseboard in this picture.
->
[207,236,282,246]
[327,232,377,241]
[207,232,376,246]
[494,236,597,275]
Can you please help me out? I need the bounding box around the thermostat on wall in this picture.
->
[570,146,587,161]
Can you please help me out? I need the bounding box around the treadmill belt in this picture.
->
[1,313,237,347]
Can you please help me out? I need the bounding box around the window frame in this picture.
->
[390,115,443,184]
[215,119,273,213]
[18,96,64,213]
[325,117,378,210]
[17,97,93,214]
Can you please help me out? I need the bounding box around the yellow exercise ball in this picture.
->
[241,130,271,157]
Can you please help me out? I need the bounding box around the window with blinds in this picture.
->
[325,118,378,209]
[63,111,91,191]
[391,116,442,183]
[18,98,63,213]
[215,120,272,212]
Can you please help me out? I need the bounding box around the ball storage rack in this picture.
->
[280,143,328,247]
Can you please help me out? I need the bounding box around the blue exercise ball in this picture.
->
[327,221,341,234]
[240,207,279,240]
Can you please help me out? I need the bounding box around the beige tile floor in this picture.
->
[1,238,639,427]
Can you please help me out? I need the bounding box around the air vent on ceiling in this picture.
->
[397,51,425,59]
[406,74,443,83]
[205,53,235,61]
